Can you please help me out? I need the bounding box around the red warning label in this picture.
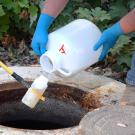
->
[59,44,66,54]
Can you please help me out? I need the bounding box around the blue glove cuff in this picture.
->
[111,22,124,37]
[36,13,54,30]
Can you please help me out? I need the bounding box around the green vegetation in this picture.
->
[0,0,135,71]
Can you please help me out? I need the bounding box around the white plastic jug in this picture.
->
[40,19,102,77]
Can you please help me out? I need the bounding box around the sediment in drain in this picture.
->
[81,92,102,111]
[46,83,103,111]
[0,83,103,111]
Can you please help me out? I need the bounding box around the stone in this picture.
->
[80,105,135,135]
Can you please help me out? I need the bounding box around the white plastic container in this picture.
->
[40,19,102,77]
[22,75,48,108]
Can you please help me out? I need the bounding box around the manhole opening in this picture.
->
[0,82,102,130]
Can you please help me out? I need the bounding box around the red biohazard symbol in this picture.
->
[59,44,66,54]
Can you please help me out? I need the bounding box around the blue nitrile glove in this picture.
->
[94,22,124,61]
[31,13,54,56]
[126,52,135,86]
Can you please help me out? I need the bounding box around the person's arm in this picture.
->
[42,0,69,17]
[94,8,135,61]
[31,0,69,56]
[120,8,135,33]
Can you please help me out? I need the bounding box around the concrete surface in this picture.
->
[121,85,135,106]
[0,66,127,135]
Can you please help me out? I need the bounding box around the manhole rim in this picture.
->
[0,80,87,134]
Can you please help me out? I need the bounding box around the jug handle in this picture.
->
[58,68,72,77]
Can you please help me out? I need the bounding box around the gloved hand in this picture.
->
[94,22,124,61]
[31,13,54,56]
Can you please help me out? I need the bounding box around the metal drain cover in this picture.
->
[80,105,135,135]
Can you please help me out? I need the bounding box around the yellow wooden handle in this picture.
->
[0,61,13,75]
